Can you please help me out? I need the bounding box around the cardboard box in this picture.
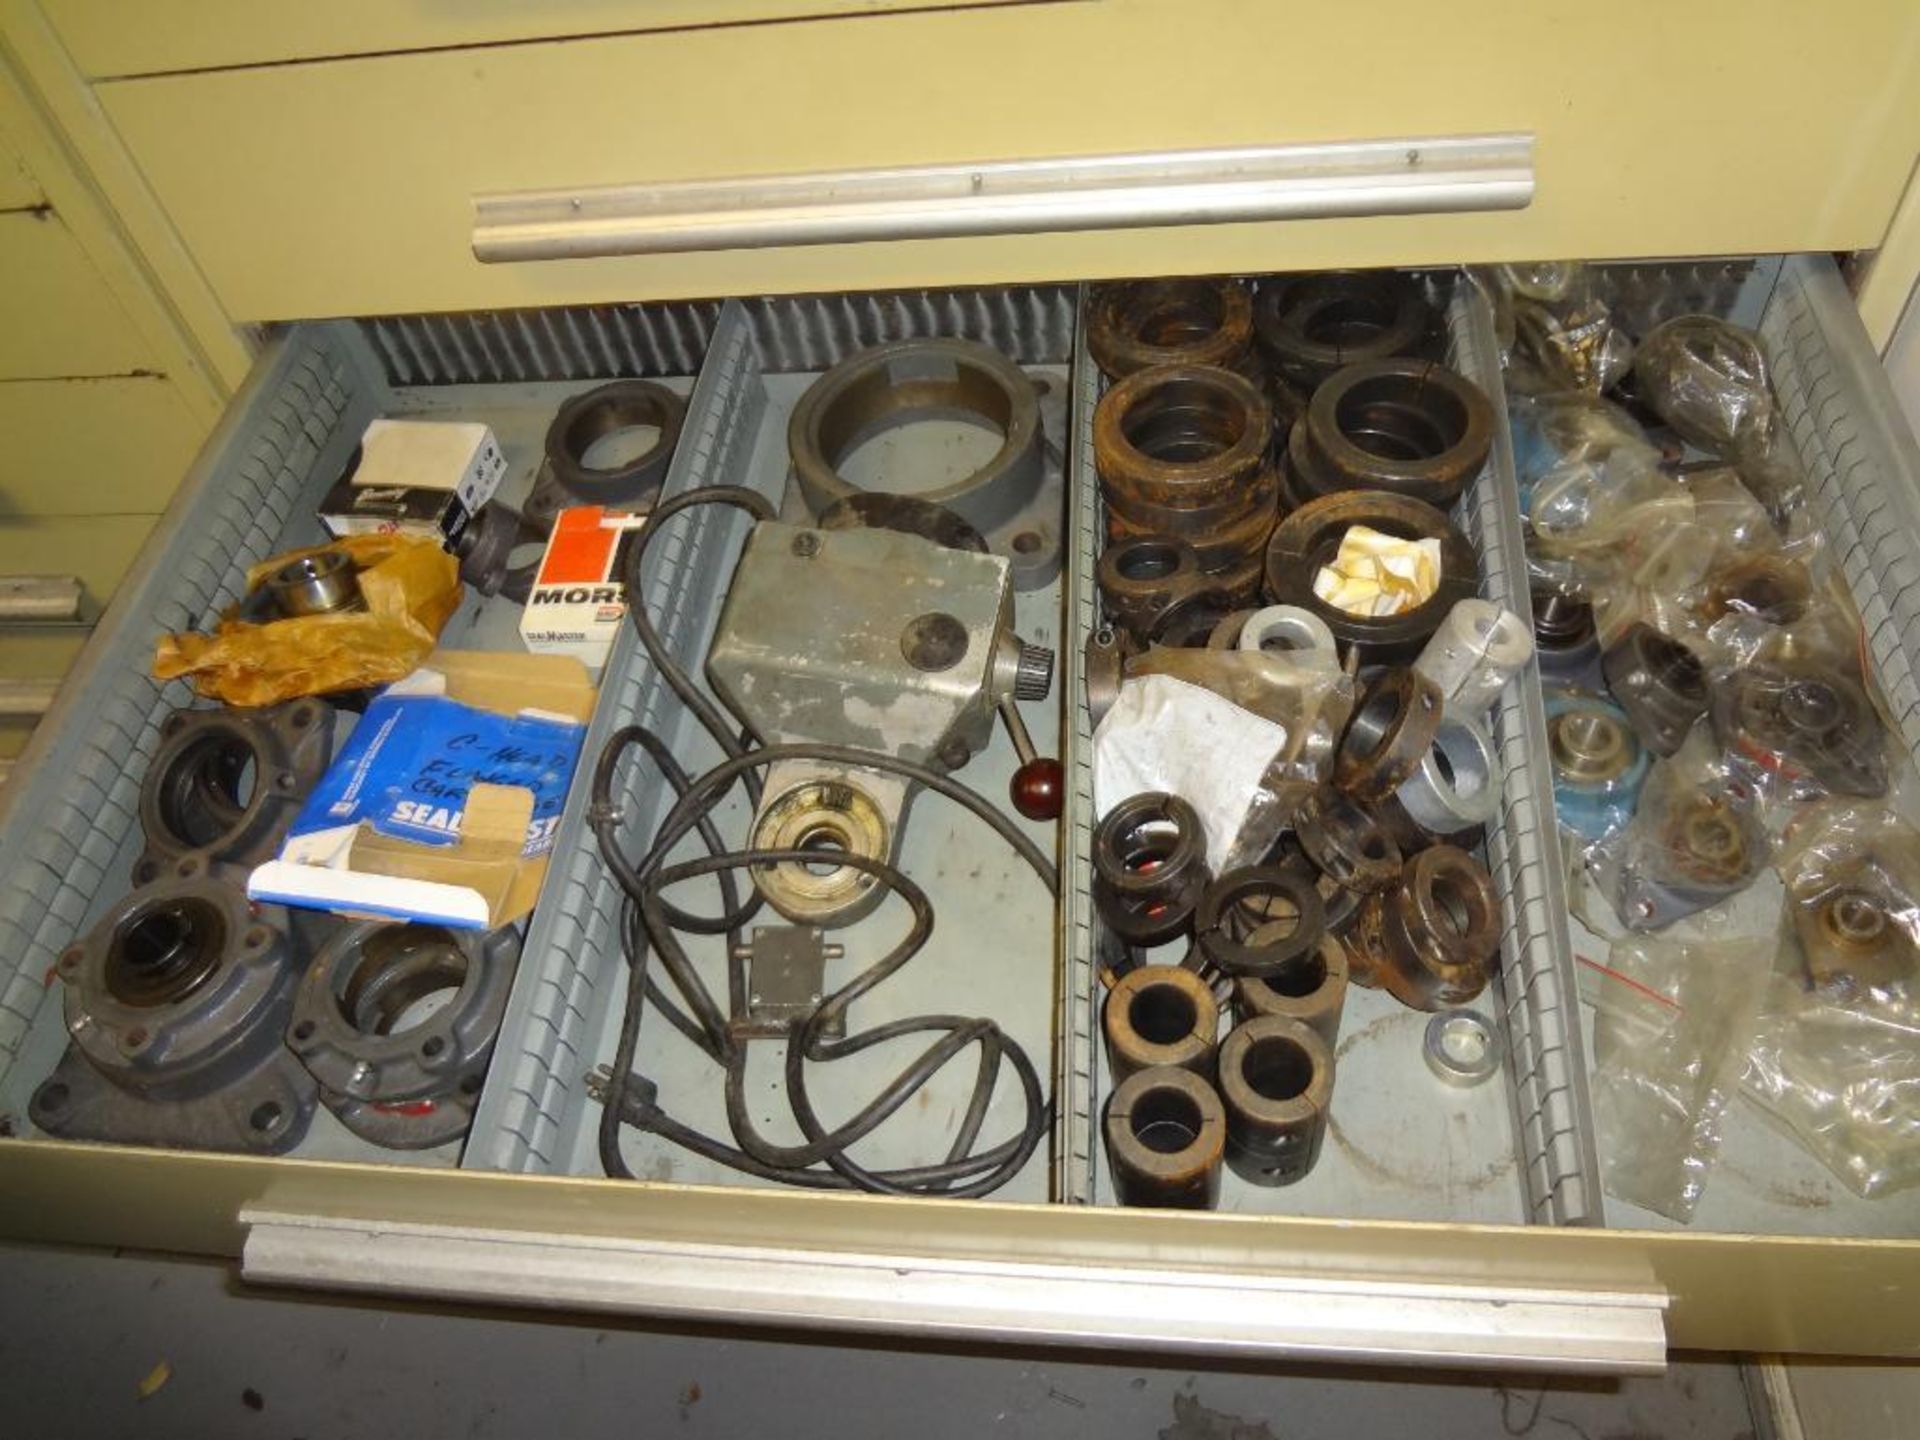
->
[247,650,597,928]
[519,505,645,669]
[319,418,507,542]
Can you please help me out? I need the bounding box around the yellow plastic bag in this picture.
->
[153,533,463,706]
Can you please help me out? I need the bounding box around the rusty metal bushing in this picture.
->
[1103,963,1220,1082]
[1094,364,1271,512]
[1335,668,1446,802]
[1287,360,1494,510]
[1146,588,1244,649]
[1362,845,1501,1012]
[1602,623,1710,758]
[1104,471,1280,575]
[1088,279,1254,380]
[1093,792,1212,947]
[1234,934,1348,1046]
[1103,1065,1226,1209]
[1195,865,1326,979]
[1264,491,1476,666]
[1217,1015,1335,1187]
[1096,535,1209,644]
[1094,792,1209,902]
[1251,271,1434,390]
[1294,787,1403,896]
[1095,871,1208,949]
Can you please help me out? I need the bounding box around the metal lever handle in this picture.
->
[473,134,1534,262]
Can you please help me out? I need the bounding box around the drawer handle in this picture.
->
[242,1206,1665,1373]
[471,134,1534,262]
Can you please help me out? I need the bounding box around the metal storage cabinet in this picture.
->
[7,255,1920,1370]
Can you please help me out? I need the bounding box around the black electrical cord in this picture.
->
[588,484,1057,1196]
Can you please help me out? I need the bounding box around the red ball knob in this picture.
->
[1010,757,1064,821]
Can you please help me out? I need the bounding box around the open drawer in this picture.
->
[4,255,1920,1370]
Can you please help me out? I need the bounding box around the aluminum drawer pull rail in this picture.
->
[471,134,1535,262]
[241,1209,1666,1373]
[0,575,84,623]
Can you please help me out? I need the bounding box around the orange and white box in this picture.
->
[518,506,646,669]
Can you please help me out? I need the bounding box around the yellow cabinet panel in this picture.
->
[0,511,157,610]
[97,1,1920,322]
[0,209,153,377]
[43,0,1068,78]
[0,376,206,516]
[0,118,41,210]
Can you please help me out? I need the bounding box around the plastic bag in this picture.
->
[1511,394,1684,595]
[1632,314,1776,458]
[1479,262,1634,395]
[1709,657,1889,805]
[1101,652,1355,871]
[1589,733,1769,932]
[1588,931,1777,1221]
[1745,980,1920,1199]
[1776,801,1920,1002]
[154,533,463,706]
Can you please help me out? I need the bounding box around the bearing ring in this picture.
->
[1103,963,1220,1082]
[1252,270,1433,390]
[135,700,334,884]
[1362,845,1500,1012]
[1545,693,1648,842]
[1095,535,1209,644]
[1423,1011,1503,1087]
[789,339,1054,587]
[1094,363,1276,589]
[1234,934,1348,1046]
[1236,604,1341,667]
[1093,792,1210,903]
[1286,360,1494,510]
[750,780,893,927]
[33,874,315,1154]
[1088,278,1254,379]
[529,379,686,528]
[1390,713,1500,842]
[288,921,521,1149]
[1104,1065,1226,1209]
[1295,787,1403,896]
[1602,623,1709,758]
[268,549,361,616]
[1335,668,1446,801]
[1264,491,1476,666]
[1195,865,1326,979]
[1217,1015,1335,1187]
[1093,793,1212,948]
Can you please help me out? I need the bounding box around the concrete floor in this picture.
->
[0,1241,1759,1440]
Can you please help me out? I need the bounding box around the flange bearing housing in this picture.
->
[31,871,315,1154]
[288,921,522,1149]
